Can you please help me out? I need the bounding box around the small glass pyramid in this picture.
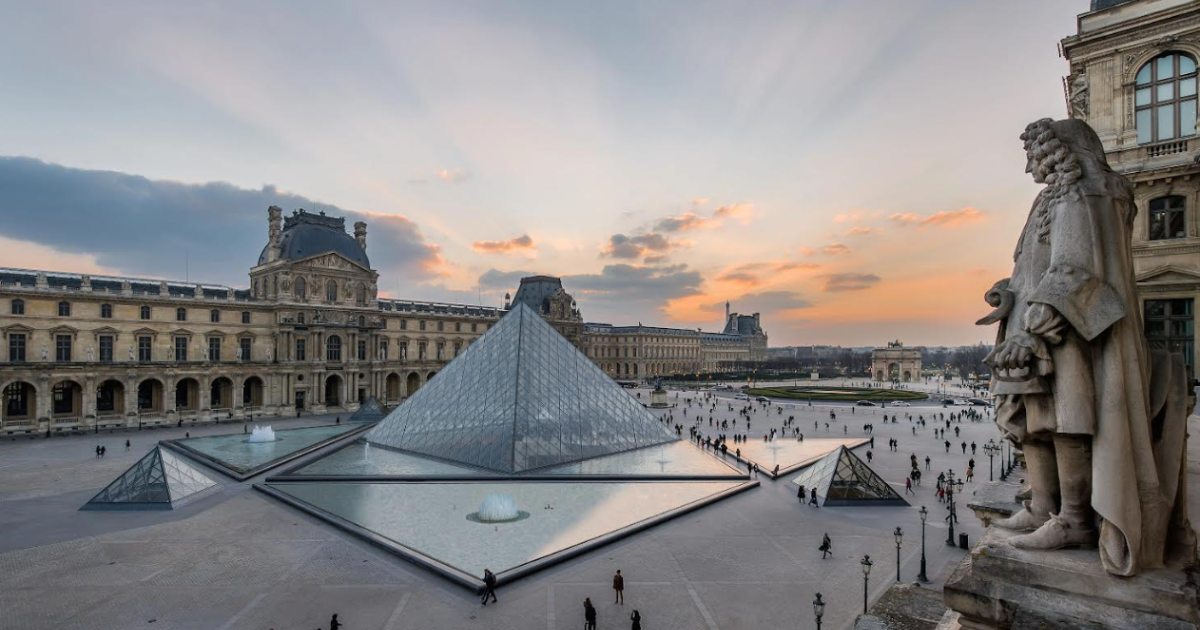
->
[82,447,219,510]
[350,396,387,422]
[367,303,679,473]
[790,445,908,507]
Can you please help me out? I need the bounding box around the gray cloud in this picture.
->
[0,156,443,285]
[822,272,881,292]
[602,233,674,259]
[708,291,811,314]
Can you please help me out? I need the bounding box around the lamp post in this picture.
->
[917,506,929,582]
[860,555,873,614]
[999,439,1008,481]
[813,592,825,630]
[945,470,958,547]
[893,527,903,582]
[984,439,998,481]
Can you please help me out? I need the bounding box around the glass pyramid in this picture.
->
[350,396,387,422]
[82,447,219,510]
[790,445,908,507]
[368,303,679,473]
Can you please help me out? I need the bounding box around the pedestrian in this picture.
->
[329,614,341,630]
[584,598,597,630]
[966,466,974,482]
[820,533,832,558]
[613,570,624,604]
[101,446,106,457]
[481,568,498,605]
[631,610,642,630]
[773,464,779,477]
[798,484,806,503]
[125,439,130,450]
[971,441,977,455]
[866,450,873,463]
[809,487,819,507]
[95,445,101,458]
[186,432,190,439]
[925,456,931,471]
[961,441,967,454]
[905,477,914,495]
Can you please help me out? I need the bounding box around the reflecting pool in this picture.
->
[177,424,361,474]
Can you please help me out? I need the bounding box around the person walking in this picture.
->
[798,484,806,504]
[95,445,101,458]
[480,568,498,605]
[809,487,819,507]
[584,598,597,630]
[329,614,341,630]
[905,477,914,495]
[630,610,642,630]
[613,570,624,604]
[925,455,931,471]
[866,450,873,463]
[125,439,131,450]
[820,533,833,559]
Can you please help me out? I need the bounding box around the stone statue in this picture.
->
[1068,72,1089,119]
[128,346,135,361]
[979,118,1195,576]
[87,346,94,362]
[201,346,208,361]
[265,348,272,362]
[41,346,48,361]
[235,347,242,360]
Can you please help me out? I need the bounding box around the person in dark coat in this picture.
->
[797,484,806,503]
[809,487,819,507]
[480,568,498,605]
[630,610,642,630]
[329,614,341,630]
[584,598,597,630]
[613,569,624,604]
[820,533,833,558]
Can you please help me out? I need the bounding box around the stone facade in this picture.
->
[0,208,771,434]
[870,340,922,382]
[1061,0,1200,378]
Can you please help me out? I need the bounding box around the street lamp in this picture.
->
[984,439,999,481]
[860,554,873,614]
[813,592,825,630]
[893,527,904,582]
[999,439,1008,481]
[917,506,929,582]
[945,470,959,547]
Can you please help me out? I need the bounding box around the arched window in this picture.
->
[358,315,365,327]
[57,301,71,317]
[326,335,342,361]
[253,279,259,297]
[326,279,338,302]
[1149,195,1187,240]
[100,304,112,319]
[210,309,220,323]
[140,305,151,320]
[1136,52,1198,144]
[294,277,306,300]
[11,299,24,315]
[176,307,187,322]
[356,282,366,305]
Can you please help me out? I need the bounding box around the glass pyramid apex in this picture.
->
[350,396,387,422]
[83,446,219,510]
[367,303,678,473]
[790,445,908,507]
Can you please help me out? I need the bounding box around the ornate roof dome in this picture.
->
[257,209,370,268]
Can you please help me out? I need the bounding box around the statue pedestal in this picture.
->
[944,527,1198,630]
[649,388,670,408]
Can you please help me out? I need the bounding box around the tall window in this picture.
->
[436,341,445,360]
[8,333,26,362]
[295,338,307,361]
[326,335,342,361]
[55,335,72,362]
[356,282,366,305]
[326,280,338,302]
[100,304,113,319]
[379,340,389,361]
[1145,298,1194,376]
[210,309,220,323]
[176,307,187,322]
[57,301,70,317]
[140,305,151,320]
[241,311,250,324]
[208,337,221,362]
[297,313,305,324]
[418,341,427,361]
[454,341,462,357]
[472,322,477,333]
[358,315,365,327]
[419,320,426,331]
[174,337,188,362]
[400,319,408,330]
[455,322,461,332]
[357,339,367,361]
[1136,52,1198,144]
[1149,195,1187,240]
[295,277,306,300]
[138,336,152,362]
[10,299,23,315]
[239,338,251,361]
[99,335,113,363]
[437,321,444,332]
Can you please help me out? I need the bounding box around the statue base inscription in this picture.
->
[943,527,1199,630]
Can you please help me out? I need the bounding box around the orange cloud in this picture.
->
[833,211,864,223]
[713,202,754,223]
[845,226,872,236]
[654,212,718,232]
[777,261,821,271]
[718,271,761,286]
[822,242,851,255]
[472,234,535,254]
[890,207,985,229]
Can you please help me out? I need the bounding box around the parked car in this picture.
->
[944,398,965,406]
[854,400,877,407]
[754,396,770,403]
[734,394,750,401]
[968,398,990,406]
[889,401,911,407]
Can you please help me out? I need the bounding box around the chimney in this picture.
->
[354,221,368,252]
[267,206,283,263]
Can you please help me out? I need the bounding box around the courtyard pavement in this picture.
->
[1,387,1196,630]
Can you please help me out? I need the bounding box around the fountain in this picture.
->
[469,493,529,523]
[248,425,277,443]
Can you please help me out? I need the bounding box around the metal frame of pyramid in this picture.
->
[367,303,679,474]
[349,396,387,422]
[82,446,220,510]
[790,445,908,507]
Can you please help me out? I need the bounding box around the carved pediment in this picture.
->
[295,252,369,273]
[2,323,33,334]
[1136,264,1200,285]
[132,327,159,336]
[91,326,122,338]
[49,325,79,335]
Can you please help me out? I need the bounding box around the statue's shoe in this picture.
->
[992,501,1048,532]
[1008,513,1097,550]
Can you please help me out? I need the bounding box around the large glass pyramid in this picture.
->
[350,396,387,422]
[82,447,219,510]
[790,445,908,507]
[367,303,679,473]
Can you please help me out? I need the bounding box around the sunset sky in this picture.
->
[0,0,1085,347]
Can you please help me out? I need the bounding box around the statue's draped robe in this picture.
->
[996,153,1178,576]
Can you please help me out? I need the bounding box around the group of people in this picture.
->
[484,569,642,629]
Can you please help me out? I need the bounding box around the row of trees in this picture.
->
[717,343,994,382]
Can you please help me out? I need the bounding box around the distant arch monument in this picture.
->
[871,340,921,382]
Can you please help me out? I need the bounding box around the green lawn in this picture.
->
[745,386,928,402]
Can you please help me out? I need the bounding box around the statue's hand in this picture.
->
[986,334,1038,371]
